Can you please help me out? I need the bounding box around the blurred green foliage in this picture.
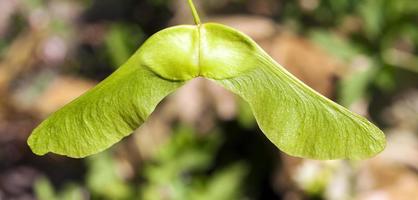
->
[281,0,418,106]
[86,153,134,199]
[140,126,248,200]
[105,23,145,68]
[35,127,248,200]
[35,178,84,200]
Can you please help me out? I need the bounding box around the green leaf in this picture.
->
[204,24,385,159]
[28,23,385,160]
[27,26,198,158]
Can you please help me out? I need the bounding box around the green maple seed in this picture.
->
[27,0,385,159]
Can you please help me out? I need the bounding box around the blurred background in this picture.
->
[0,0,417,199]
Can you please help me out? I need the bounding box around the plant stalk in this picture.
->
[187,0,201,25]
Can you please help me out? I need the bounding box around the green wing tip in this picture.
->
[356,124,386,160]
[368,129,387,157]
[27,134,47,156]
[27,130,78,158]
[27,137,88,158]
[291,128,386,160]
[27,127,117,159]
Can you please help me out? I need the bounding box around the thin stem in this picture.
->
[187,0,201,25]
